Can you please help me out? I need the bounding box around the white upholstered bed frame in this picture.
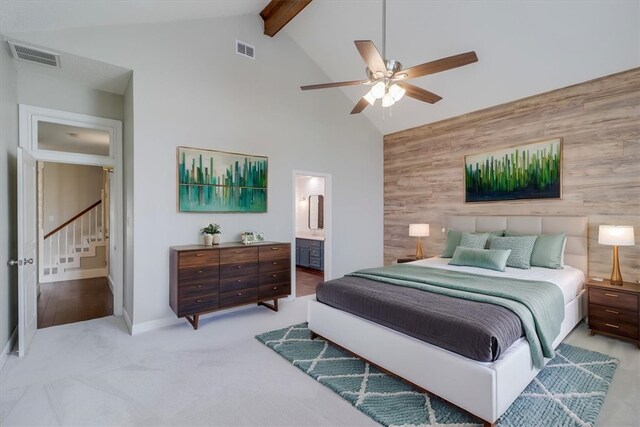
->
[307,215,588,425]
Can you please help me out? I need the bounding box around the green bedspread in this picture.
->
[348,264,565,368]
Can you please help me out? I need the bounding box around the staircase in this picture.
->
[39,200,108,283]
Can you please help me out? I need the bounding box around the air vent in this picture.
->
[8,41,60,68]
[235,40,255,60]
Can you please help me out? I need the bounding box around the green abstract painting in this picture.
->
[178,147,267,212]
[465,138,562,203]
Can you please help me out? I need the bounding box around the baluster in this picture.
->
[65,225,68,263]
[80,216,84,252]
[95,206,98,242]
[57,233,60,267]
[101,201,104,240]
[49,236,52,273]
[73,220,76,255]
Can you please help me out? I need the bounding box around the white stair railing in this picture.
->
[41,201,104,280]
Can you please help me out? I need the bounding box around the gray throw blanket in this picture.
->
[348,265,565,368]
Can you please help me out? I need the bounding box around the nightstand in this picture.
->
[586,278,640,348]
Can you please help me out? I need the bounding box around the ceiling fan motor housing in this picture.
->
[367,59,403,80]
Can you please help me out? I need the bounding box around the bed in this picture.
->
[307,215,588,426]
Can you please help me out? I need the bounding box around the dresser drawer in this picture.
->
[179,250,219,268]
[259,283,291,300]
[259,244,291,262]
[179,266,219,284]
[589,318,638,340]
[220,262,258,279]
[220,287,259,308]
[220,275,259,293]
[259,258,290,274]
[179,281,218,298]
[589,304,638,325]
[309,257,322,269]
[589,288,638,312]
[259,270,290,286]
[220,247,258,264]
[309,248,322,257]
[178,293,219,316]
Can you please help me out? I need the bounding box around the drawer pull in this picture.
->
[197,270,203,274]
[196,284,203,288]
[605,309,619,314]
[604,293,619,298]
[272,261,278,265]
[271,274,278,278]
[605,323,620,329]
[237,292,242,296]
[237,279,243,283]
[237,265,242,269]
[235,250,241,253]
[271,247,279,250]
[195,253,204,257]
[272,286,278,290]
[196,299,202,303]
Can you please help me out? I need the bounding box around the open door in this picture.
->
[17,147,38,357]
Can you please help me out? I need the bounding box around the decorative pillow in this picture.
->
[449,247,512,272]
[459,232,489,249]
[489,235,538,269]
[530,233,566,269]
[441,230,463,258]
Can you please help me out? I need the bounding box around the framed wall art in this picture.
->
[177,146,268,212]
[465,138,562,203]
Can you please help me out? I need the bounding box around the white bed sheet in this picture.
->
[407,257,585,305]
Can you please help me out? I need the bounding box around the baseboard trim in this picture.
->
[122,307,133,335]
[0,327,18,371]
[107,275,115,294]
[131,315,183,335]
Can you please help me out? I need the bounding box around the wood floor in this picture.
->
[37,277,113,329]
[296,267,324,297]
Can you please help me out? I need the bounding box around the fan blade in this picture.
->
[354,40,387,74]
[301,80,368,90]
[397,51,478,79]
[350,98,369,114]
[399,83,442,104]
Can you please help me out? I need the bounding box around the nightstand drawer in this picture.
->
[220,275,259,293]
[178,293,219,317]
[589,288,638,312]
[259,244,291,262]
[589,318,638,340]
[589,304,638,324]
[179,250,219,268]
[220,287,259,308]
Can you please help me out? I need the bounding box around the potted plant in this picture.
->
[201,223,221,245]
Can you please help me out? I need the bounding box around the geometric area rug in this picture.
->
[256,323,618,427]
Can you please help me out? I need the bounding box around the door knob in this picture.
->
[8,259,21,266]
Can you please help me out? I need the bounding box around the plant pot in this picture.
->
[203,234,214,246]
[213,234,221,245]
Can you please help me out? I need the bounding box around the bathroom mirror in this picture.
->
[308,195,324,230]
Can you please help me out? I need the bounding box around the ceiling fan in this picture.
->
[300,0,478,115]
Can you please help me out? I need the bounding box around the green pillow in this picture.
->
[489,235,538,269]
[441,230,504,258]
[460,232,489,249]
[449,247,512,272]
[505,231,567,269]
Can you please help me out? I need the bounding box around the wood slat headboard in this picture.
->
[447,215,588,277]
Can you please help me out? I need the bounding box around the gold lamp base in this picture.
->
[415,237,424,260]
[610,245,623,286]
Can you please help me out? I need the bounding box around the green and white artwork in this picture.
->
[178,147,267,212]
[465,138,562,202]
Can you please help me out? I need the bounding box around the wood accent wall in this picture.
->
[384,68,640,280]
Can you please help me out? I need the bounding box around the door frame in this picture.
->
[292,170,331,298]
[19,104,124,317]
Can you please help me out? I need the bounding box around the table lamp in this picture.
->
[409,224,430,259]
[598,225,635,285]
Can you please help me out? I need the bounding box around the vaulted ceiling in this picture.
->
[1,0,638,134]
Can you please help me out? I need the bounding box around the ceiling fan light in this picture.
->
[389,84,406,101]
[370,81,386,99]
[363,90,376,105]
[382,92,396,107]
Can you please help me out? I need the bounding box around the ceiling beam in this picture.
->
[260,0,312,37]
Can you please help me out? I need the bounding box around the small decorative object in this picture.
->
[241,232,256,245]
[201,223,221,246]
[409,223,430,259]
[255,232,265,242]
[178,146,268,213]
[598,225,635,285]
[465,138,562,202]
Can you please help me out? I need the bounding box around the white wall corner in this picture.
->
[122,306,133,335]
[0,327,18,371]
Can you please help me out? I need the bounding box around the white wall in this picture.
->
[11,14,384,327]
[122,78,134,321]
[295,176,325,237]
[42,162,103,234]
[17,70,124,121]
[0,38,19,359]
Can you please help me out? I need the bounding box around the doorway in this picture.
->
[37,160,112,328]
[293,173,329,297]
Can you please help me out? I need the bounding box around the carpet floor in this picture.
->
[257,323,619,427]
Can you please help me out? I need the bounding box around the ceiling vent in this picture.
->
[8,41,61,68]
[235,40,255,60]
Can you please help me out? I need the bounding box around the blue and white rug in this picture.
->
[256,323,618,427]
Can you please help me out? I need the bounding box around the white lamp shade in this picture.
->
[409,223,430,237]
[598,225,635,246]
[370,81,386,99]
[388,84,406,101]
[381,92,396,107]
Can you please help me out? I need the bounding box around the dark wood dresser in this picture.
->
[170,242,291,329]
[586,278,639,348]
